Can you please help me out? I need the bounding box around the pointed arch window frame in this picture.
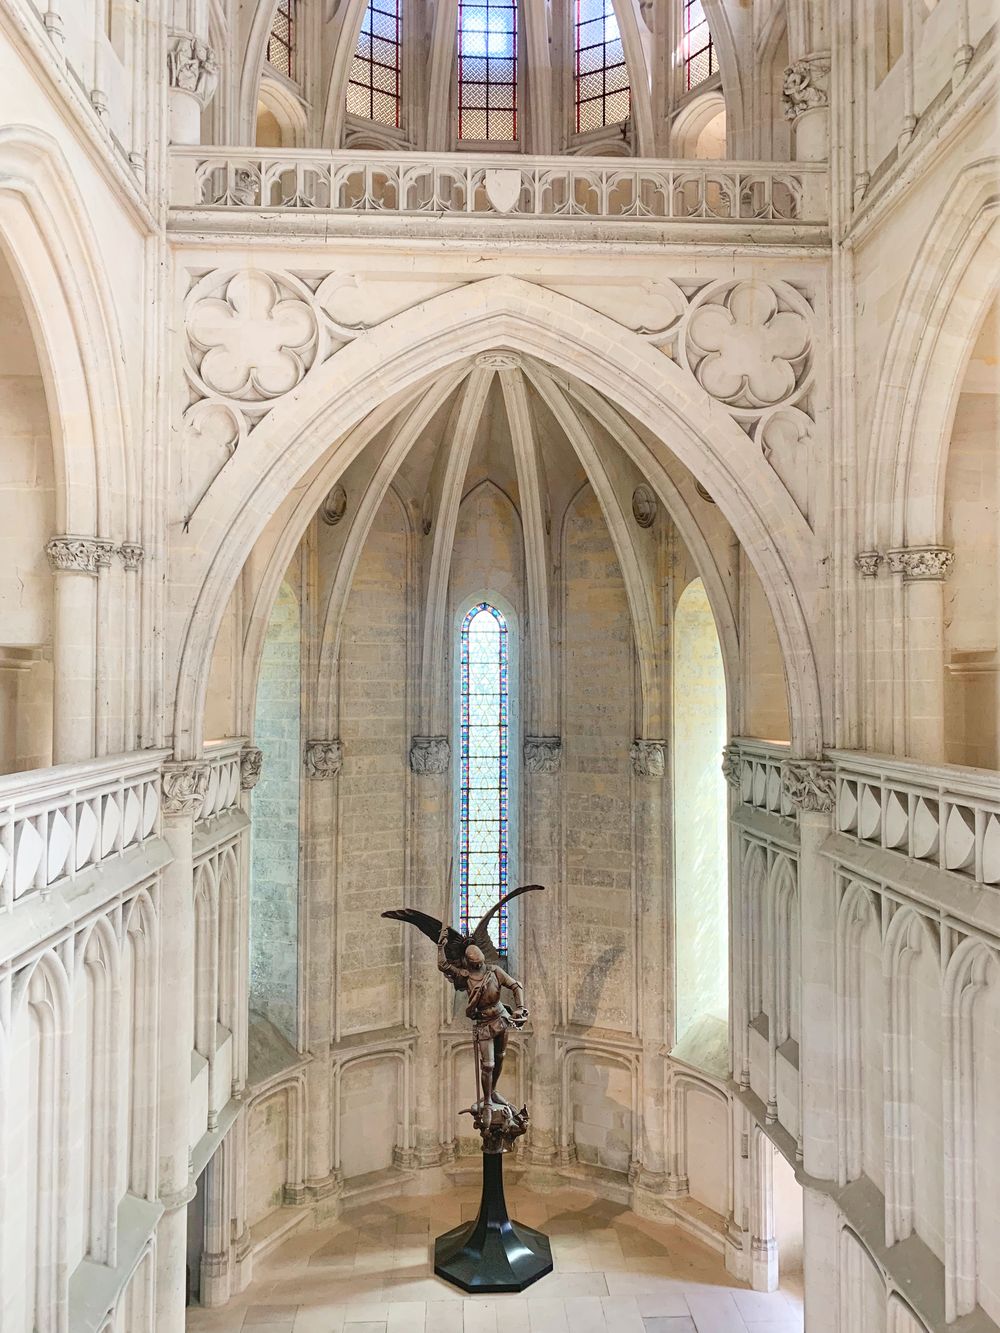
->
[457,600,515,953]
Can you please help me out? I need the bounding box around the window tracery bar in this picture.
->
[267,0,297,80]
[458,0,518,143]
[347,0,402,127]
[682,0,716,90]
[575,0,630,133]
[459,603,510,950]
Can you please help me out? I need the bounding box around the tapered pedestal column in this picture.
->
[434,1152,552,1293]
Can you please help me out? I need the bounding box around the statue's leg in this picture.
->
[478,1032,495,1108]
[492,1029,509,1098]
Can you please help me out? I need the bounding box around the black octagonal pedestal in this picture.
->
[434,1151,553,1293]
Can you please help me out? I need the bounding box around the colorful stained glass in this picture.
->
[682,0,716,91]
[346,0,402,127]
[459,603,509,950]
[457,0,518,142]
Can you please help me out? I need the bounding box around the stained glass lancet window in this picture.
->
[682,0,717,90]
[459,603,510,950]
[347,0,402,126]
[267,0,297,79]
[575,0,630,132]
[457,0,518,142]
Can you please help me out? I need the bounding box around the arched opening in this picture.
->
[672,576,728,1045]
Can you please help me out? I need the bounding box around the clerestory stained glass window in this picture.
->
[347,0,402,127]
[457,0,518,142]
[459,603,509,951]
[575,0,630,133]
[267,0,297,80]
[682,0,716,90]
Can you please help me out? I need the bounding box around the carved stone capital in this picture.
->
[119,543,144,571]
[855,551,883,578]
[161,761,210,818]
[167,33,219,107]
[780,759,835,814]
[782,57,831,120]
[524,736,561,775]
[304,739,344,780]
[630,739,666,779]
[240,745,263,791]
[409,735,450,776]
[46,535,116,575]
[721,745,742,790]
[886,546,954,582]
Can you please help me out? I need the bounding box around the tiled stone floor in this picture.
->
[187,1182,804,1333]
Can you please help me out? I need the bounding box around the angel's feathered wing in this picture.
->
[470,884,545,967]
[380,908,467,981]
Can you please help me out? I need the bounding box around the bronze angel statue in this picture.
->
[382,884,543,1147]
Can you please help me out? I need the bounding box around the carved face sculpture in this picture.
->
[465,944,485,967]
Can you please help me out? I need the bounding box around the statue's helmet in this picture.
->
[464,943,485,965]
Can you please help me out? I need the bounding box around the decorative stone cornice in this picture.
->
[780,759,835,814]
[409,735,450,776]
[119,543,144,571]
[721,745,742,789]
[304,739,344,779]
[46,535,116,574]
[240,745,263,791]
[886,546,955,582]
[630,739,666,779]
[855,551,883,578]
[524,736,561,775]
[782,57,831,120]
[167,33,219,107]
[161,761,210,818]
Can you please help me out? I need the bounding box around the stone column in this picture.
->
[802,1185,839,1333]
[409,735,451,1165]
[46,537,112,764]
[198,1133,231,1308]
[631,738,669,1188]
[155,760,208,1332]
[749,1128,778,1291]
[301,739,344,1207]
[781,760,837,1182]
[887,547,954,764]
[782,55,830,174]
[522,736,562,1164]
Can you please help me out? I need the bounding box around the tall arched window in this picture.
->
[457,0,518,142]
[681,0,716,91]
[575,0,630,132]
[458,603,510,949]
[347,0,402,126]
[267,0,297,80]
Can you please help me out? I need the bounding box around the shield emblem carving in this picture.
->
[484,168,521,214]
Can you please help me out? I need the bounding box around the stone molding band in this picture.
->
[855,546,954,581]
[304,739,344,779]
[409,735,450,775]
[46,535,146,574]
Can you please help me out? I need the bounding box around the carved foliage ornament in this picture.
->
[855,551,883,578]
[631,740,667,779]
[782,59,831,121]
[684,281,812,419]
[240,745,263,791]
[167,34,219,106]
[410,735,450,776]
[780,760,835,814]
[46,536,116,574]
[886,546,954,582]
[721,745,742,790]
[524,737,561,775]
[161,761,210,817]
[304,740,344,779]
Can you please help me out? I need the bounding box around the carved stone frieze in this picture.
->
[524,736,561,775]
[46,536,116,575]
[886,546,955,582]
[240,745,263,791]
[304,740,344,779]
[782,58,831,120]
[167,34,219,106]
[631,739,667,779]
[721,745,742,790]
[161,761,210,818]
[780,760,835,814]
[409,735,450,776]
[855,551,883,578]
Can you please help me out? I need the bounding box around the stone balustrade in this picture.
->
[170,147,828,228]
[0,749,169,910]
[828,749,1000,886]
[199,739,248,823]
[724,738,797,821]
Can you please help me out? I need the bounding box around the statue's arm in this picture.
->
[497,966,526,1017]
[437,926,464,983]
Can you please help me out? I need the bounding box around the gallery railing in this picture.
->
[726,738,796,821]
[170,147,828,226]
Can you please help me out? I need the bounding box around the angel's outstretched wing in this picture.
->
[381,908,466,968]
[470,884,545,965]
